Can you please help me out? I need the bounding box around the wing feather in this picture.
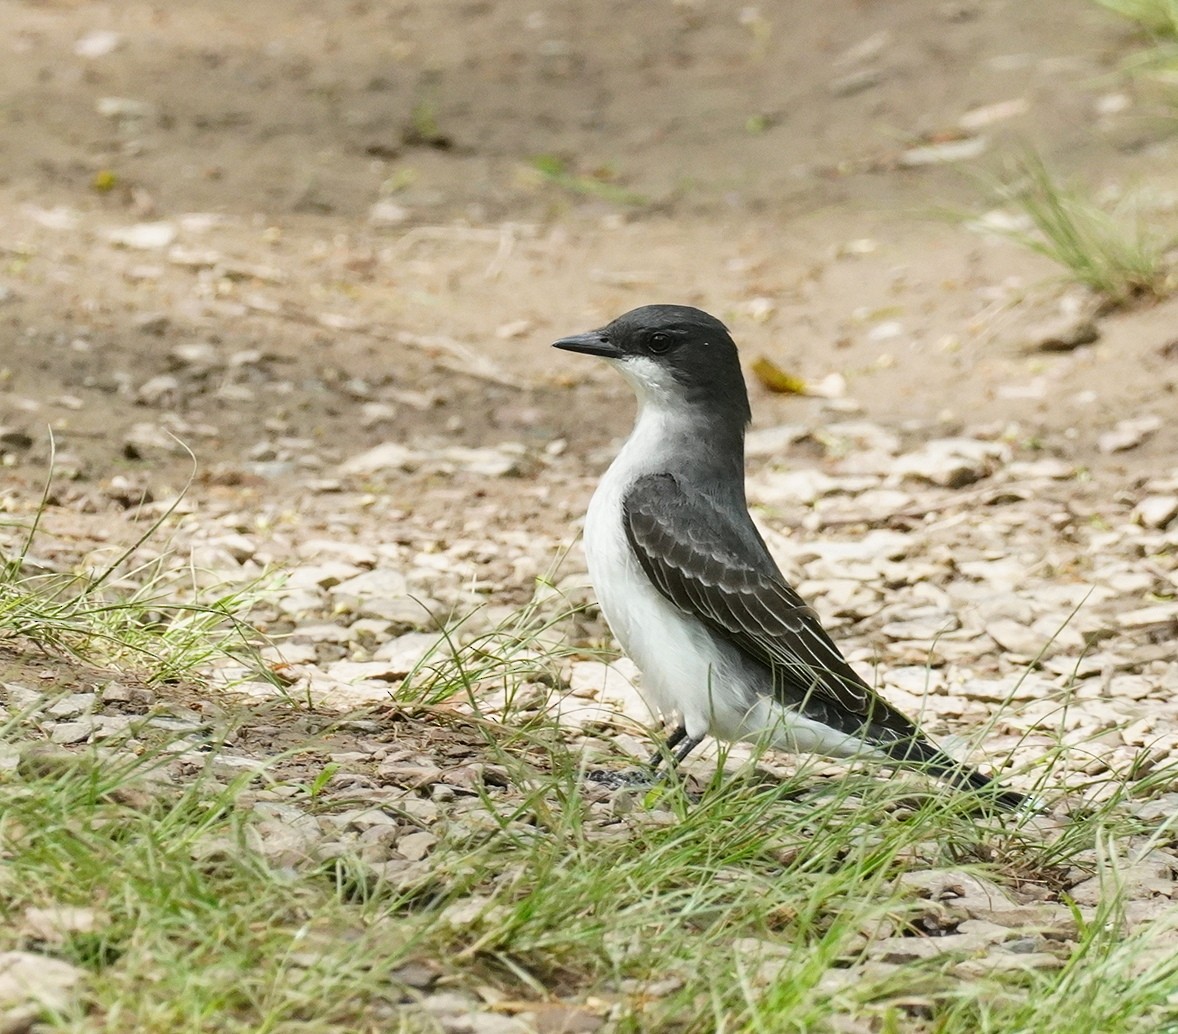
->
[623,472,871,715]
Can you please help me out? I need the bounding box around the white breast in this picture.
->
[582,400,752,742]
[579,359,876,759]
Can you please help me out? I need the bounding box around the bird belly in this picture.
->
[734,695,886,760]
[581,446,880,759]
[583,469,749,739]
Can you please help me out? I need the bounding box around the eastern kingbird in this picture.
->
[555,304,1025,808]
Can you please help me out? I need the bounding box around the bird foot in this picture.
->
[585,766,657,790]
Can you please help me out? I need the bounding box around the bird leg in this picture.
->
[646,723,686,770]
[647,723,703,773]
[588,723,703,790]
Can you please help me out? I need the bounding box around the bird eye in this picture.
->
[648,332,671,354]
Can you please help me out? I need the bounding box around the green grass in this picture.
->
[0,450,269,684]
[4,461,1178,1031]
[6,693,1178,1032]
[527,154,649,207]
[0,732,419,1031]
[987,153,1175,307]
[1096,0,1178,39]
[1094,0,1178,95]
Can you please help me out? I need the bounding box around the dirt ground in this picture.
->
[1,2,1177,751]
[2,0,1177,506]
[3,2,1178,1027]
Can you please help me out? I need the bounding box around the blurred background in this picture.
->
[1,0,1176,498]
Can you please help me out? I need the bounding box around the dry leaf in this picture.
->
[751,356,808,395]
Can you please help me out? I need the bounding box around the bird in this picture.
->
[553,303,1026,809]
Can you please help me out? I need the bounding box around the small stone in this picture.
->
[396,830,438,861]
[211,534,257,562]
[438,445,523,478]
[123,422,178,460]
[567,661,629,699]
[358,595,441,627]
[169,343,220,370]
[212,758,269,781]
[134,312,171,335]
[1116,606,1176,631]
[372,632,446,672]
[1004,457,1075,480]
[2,683,44,712]
[106,221,177,249]
[276,589,325,617]
[0,427,33,451]
[74,29,122,58]
[745,424,809,458]
[1098,415,1162,453]
[879,609,960,641]
[340,442,419,475]
[1095,92,1131,116]
[136,374,181,405]
[369,200,409,226]
[260,642,319,666]
[951,952,1063,977]
[45,693,97,720]
[285,562,362,591]
[390,959,442,989]
[330,569,409,606]
[298,540,379,565]
[867,320,904,342]
[0,951,85,1016]
[464,1013,532,1034]
[985,619,1050,659]
[1026,313,1099,352]
[899,135,988,167]
[835,30,892,66]
[142,712,207,735]
[21,906,102,945]
[333,808,399,833]
[91,716,134,741]
[495,319,533,339]
[892,437,1008,488]
[96,96,154,121]
[215,261,286,284]
[751,468,842,506]
[289,622,352,644]
[100,682,134,704]
[898,869,1019,917]
[168,247,222,269]
[958,98,1029,130]
[252,813,322,868]
[50,720,97,745]
[1134,495,1178,530]
[958,674,1053,703]
[829,68,882,97]
[377,761,444,789]
[360,401,398,426]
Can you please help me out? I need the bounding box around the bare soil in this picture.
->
[3,0,1178,500]
[3,3,1178,1027]
[1,4,1176,736]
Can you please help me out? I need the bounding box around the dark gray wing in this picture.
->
[623,473,1030,810]
[622,472,872,715]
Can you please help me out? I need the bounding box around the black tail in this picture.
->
[801,683,1030,811]
[949,761,1031,812]
[878,734,1029,812]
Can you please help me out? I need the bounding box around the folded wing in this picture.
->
[622,472,875,717]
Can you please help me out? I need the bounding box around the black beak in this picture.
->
[552,329,621,359]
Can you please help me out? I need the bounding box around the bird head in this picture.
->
[553,304,751,427]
